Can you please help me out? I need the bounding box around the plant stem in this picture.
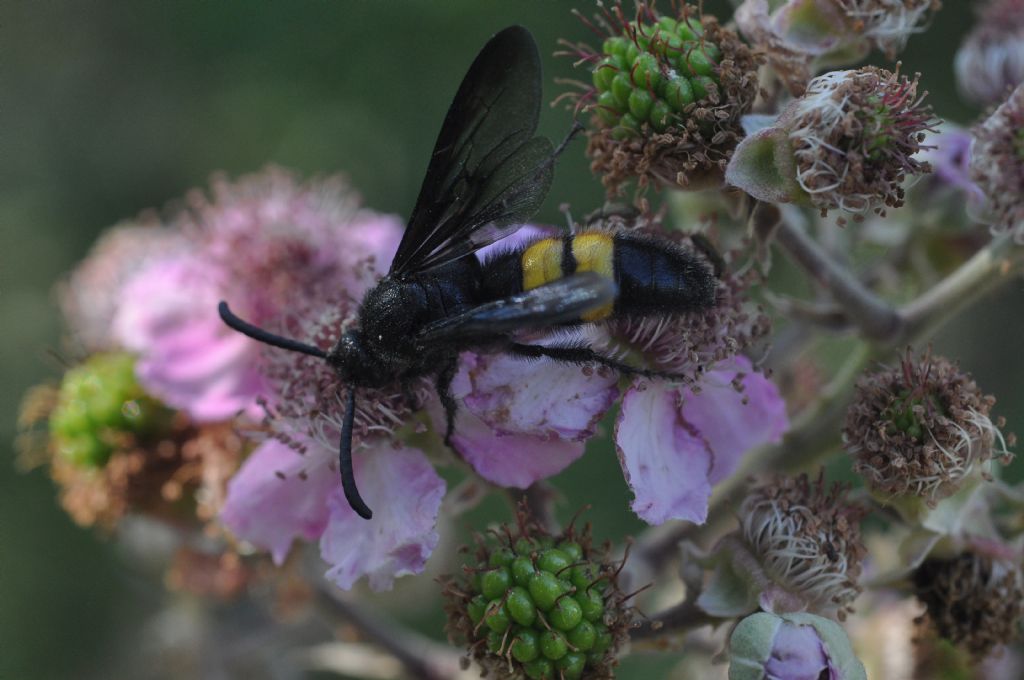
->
[630,598,719,642]
[773,217,901,341]
[314,584,459,680]
[898,232,1024,344]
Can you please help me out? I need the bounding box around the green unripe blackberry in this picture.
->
[557,652,587,680]
[481,567,512,600]
[540,629,569,660]
[49,352,172,468]
[443,510,629,679]
[563,1,762,193]
[524,658,554,680]
[588,13,722,139]
[511,628,540,663]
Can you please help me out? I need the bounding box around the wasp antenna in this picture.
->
[217,301,328,359]
[553,120,586,159]
[339,388,373,520]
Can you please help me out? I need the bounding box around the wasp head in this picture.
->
[328,329,391,388]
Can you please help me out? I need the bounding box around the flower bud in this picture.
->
[699,473,866,620]
[442,510,628,679]
[564,1,761,194]
[728,611,867,680]
[727,67,936,221]
[969,84,1024,241]
[735,0,939,95]
[49,352,173,468]
[843,349,1014,506]
[913,547,1024,658]
[954,0,1024,107]
[18,353,244,529]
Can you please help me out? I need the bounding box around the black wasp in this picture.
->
[218,26,717,519]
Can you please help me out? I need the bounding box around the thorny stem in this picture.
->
[314,584,459,680]
[630,598,719,642]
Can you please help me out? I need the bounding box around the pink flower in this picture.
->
[955,0,1024,107]
[320,445,445,591]
[921,126,985,204]
[220,439,335,564]
[114,257,266,421]
[60,220,187,352]
[111,167,403,423]
[221,436,445,591]
[615,356,788,525]
[447,350,620,488]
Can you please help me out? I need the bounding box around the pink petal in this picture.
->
[689,356,790,485]
[615,381,714,525]
[450,405,588,489]
[220,438,336,565]
[615,357,788,526]
[113,257,265,421]
[461,352,620,439]
[448,351,619,488]
[320,443,445,591]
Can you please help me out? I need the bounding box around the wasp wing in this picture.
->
[389,25,554,277]
[417,273,616,343]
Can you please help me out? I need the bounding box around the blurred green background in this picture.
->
[2,1,1018,679]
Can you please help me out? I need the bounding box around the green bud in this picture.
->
[685,48,715,77]
[481,567,511,600]
[665,76,695,111]
[511,628,540,663]
[575,587,605,622]
[650,99,673,132]
[507,586,537,626]
[540,630,569,660]
[556,652,587,680]
[550,596,584,631]
[628,89,655,122]
[558,542,583,562]
[566,621,597,651]
[467,595,488,625]
[593,60,616,91]
[634,53,662,91]
[489,547,515,568]
[690,75,716,101]
[611,73,633,109]
[537,548,572,575]
[487,630,505,654]
[728,612,866,680]
[523,658,554,680]
[484,600,510,633]
[529,572,564,611]
[613,113,642,140]
[592,625,613,654]
[511,555,537,587]
[50,352,172,468]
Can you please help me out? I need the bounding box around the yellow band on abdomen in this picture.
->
[522,238,564,290]
[572,233,615,321]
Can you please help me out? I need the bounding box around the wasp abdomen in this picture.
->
[479,230,715,324]
[611,232,716,315]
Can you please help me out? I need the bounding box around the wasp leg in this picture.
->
[401,384,421,412]
[507,342,685,381]
[435,358,460,446]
